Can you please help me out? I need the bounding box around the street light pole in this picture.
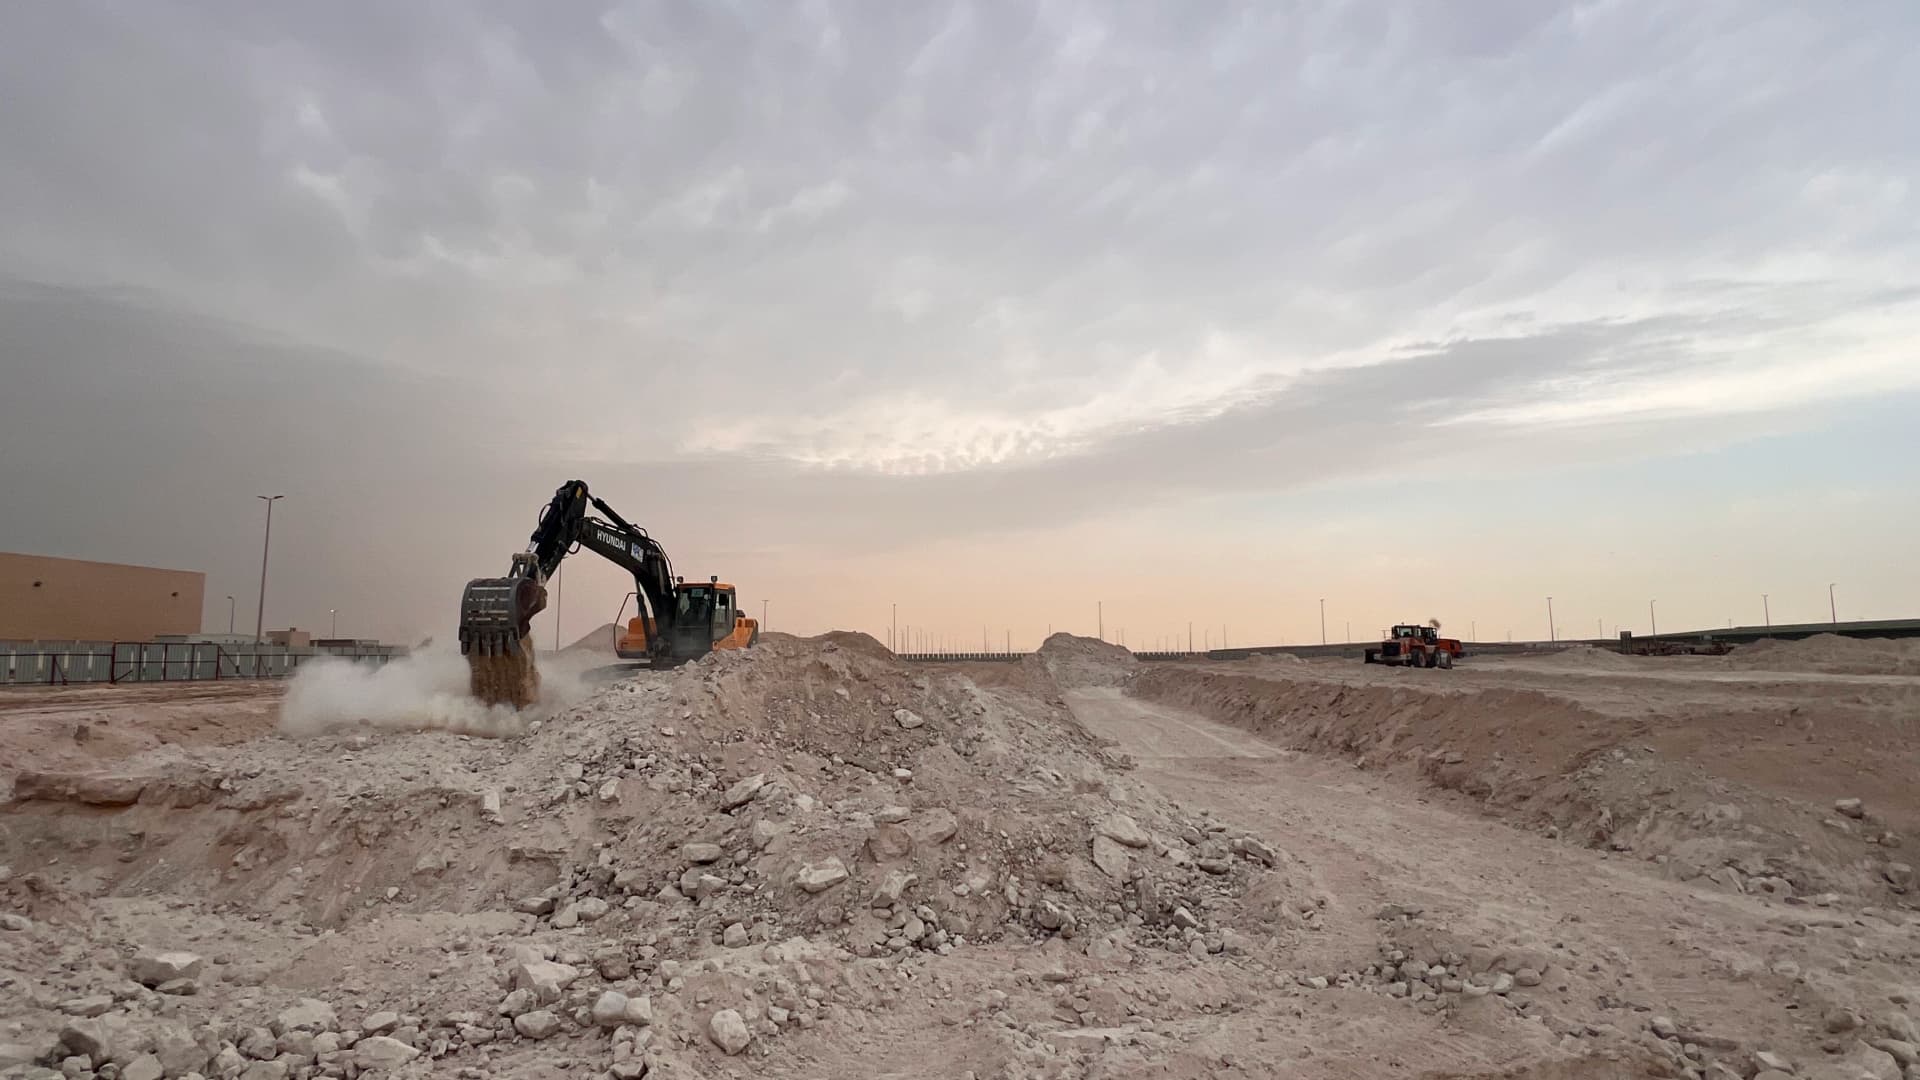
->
[330,609,337,638]
[226,595,235,635]
[1762,594,1770,627]
[1097,601,1104,641]
[762,599,769,631]
[1829,583,1837,626]
[1649,599,1657,636]
[1319,599,1326,645]
[892,603,897,653]
[253,495,282,643]
[1546,596,1555,643]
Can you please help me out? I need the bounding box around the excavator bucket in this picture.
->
[458,568,547,709]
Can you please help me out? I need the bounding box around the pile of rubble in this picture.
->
[0,634,1294,1079]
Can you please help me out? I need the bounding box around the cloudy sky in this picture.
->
[3,1,1916,650]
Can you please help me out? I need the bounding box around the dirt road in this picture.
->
[1065,686,1920,1079]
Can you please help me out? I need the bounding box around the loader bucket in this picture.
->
[458,574,547,708]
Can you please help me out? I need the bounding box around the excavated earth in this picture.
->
[0,632,1915,1080]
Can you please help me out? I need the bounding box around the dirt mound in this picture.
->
[561,622,620,654]
[1730,633,1920,675]
[0,634,1292,1079]
[1130,663,1914,902]
[1024,632,1139,688]
[800,629,896,660]
[1540,644,1640,671]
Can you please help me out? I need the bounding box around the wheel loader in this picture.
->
[1364,620,1464,669]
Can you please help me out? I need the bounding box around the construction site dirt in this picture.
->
[2,633,1918,1080]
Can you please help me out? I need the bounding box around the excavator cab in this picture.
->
[613,577,759,664]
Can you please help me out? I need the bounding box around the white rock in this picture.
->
[795,857,849,893]
[721,773,766,810]
[362,1011,400,1036]
[750,819,785,849]
[892,708,926,729]
[624,996,654,1026]
[239,1061,290,1080]
[0,913,29,932]
[353,1036,421,1070]
[131,950,205,987]
[1231,836,1280,866]
[597,778,620,802]
[481,790,503,821]
[1845,1043,1901,1080]
[513,1010,561,1040]
[511,960,581,1003]
[1872,1039,1918,1067]
[59,995,114,1018]
[707,1009,752,1055]
[497,989,537,1017]
[591,991,630,1029]
[1098,814,1152,849]
[1091,834,1131,880]
[872,869,917,906]
[682,842,724,864]
[1836,798,1866,819]
[875,805,911,824]
[723,922,749,947]
[274,998,338,1035]
[121,1054,164,1080]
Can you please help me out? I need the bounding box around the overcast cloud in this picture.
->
[3,1,1917,646]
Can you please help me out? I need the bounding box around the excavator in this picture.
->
[458,481,759,707]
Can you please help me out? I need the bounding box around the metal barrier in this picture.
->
[1,641,399,686]
[891,650,1205,663]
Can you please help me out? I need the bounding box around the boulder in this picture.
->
[707,1010,751,1055]
[353,1036,420,1070]
[795,858,849,893]
[1091,835,1131,880]
[513,1011,561,1040]
[130,951,205,987]
[273,999,338,1036]
[1098,814,1151,849]
[866,825,914,863]
[511,960,581,1003]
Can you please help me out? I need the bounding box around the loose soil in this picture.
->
[1,636,1915,1080]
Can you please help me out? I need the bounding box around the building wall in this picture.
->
[0,552,206,642]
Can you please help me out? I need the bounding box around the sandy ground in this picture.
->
[1,635,1917,1080]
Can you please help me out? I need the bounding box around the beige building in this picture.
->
[0,552,206,642]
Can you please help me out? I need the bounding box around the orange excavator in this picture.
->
[457,481,758,707]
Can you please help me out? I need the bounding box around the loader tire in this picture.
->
[1364,650,1378,665]
[1437,651,1454,670]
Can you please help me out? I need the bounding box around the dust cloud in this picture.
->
[278,644,607,738]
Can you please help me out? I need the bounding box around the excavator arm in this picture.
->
[458,480,682,707]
